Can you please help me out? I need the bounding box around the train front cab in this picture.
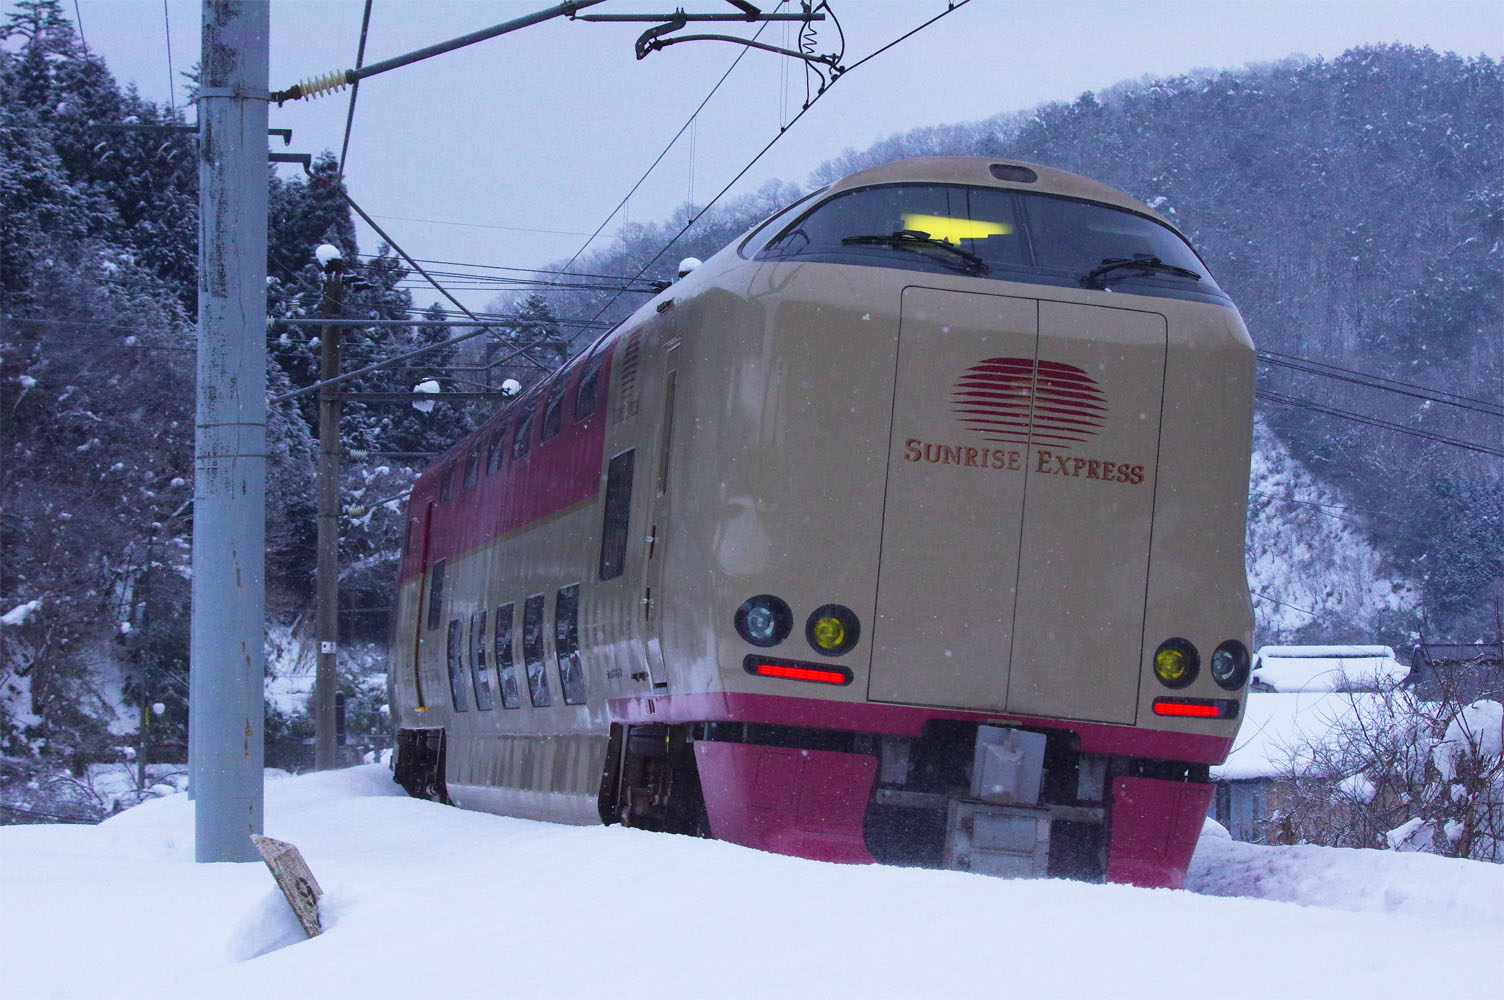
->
[605,158,1253,888]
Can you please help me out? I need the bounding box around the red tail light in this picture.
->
[744,655,852,686]
[1153,697,1239,719]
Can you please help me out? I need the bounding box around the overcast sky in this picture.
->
[28,1,1504,309]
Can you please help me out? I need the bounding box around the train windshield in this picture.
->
[757,183,1219,296]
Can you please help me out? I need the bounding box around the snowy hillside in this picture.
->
[2,765,1499,1000]
[1246,418,1417,643]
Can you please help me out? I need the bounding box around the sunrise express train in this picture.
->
[389,157,1254,887]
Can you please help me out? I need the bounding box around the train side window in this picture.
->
[426,559,446,631]
[462,449,480,490]
[470,609,493,710]
[554,584,586,705]
[446,618,470,712]
[494,602,521,709]
[598,449,635,581]
[540,376,569,442]
[523,594,552,707]
[574,344,607,421]
[439,464,455,501]
[486,427,506,474]
[512,408,534,460]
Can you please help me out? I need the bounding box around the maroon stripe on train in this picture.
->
[396,341,617,584]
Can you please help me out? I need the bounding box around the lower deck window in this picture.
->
[555,584,586,705]
[494,603,521,709]
[469,610,493,710]
[523,593,552,707]
[446,618,469,712]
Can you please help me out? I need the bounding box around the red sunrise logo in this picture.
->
[952,357,1107,449]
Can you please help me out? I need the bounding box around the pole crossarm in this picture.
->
[271,318,532,327]
[576,11,824,20]
[269,324,539,403]
[271,0,607,104]
[343,391,509,403]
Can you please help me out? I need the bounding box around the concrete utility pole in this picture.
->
[191,0,268,863]
[315,251,345,771]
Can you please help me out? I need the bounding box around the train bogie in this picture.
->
[391,157,1254,887]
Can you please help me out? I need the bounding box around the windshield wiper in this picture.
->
[840,230,989,273]
[1082,254,1202,287]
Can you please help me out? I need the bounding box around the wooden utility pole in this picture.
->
[191,0,268,862]
[315,253,345,770]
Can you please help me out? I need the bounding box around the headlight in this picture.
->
[1209,639,1250,690]
[1152,638,1199,689]
[735,595,792,647]
[806,604,860,656]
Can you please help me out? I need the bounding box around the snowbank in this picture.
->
[2,766,1500,999]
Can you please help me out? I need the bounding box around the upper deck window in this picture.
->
[512,405,534,460]
[540,375,569,442]
[574,343,607,422]
[756,183,1219,299]
[486,427,506,474]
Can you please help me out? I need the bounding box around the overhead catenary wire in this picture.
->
[337,0,375,182]
[551,4,789,289]
[579,0,974,331]
[161,0,175,112]
[332,185,552,372]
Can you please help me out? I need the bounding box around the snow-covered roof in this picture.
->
[1215,692,1387,780]
[1251,645,1408,692]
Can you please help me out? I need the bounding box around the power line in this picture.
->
[1257,389,1504,458]
[1249,590,1374,634]
[367,214,596,238]
[1258,351,1504,418]
[352,252,651,284]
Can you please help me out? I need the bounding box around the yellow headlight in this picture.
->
[1152,638,1200,689]
[812,616,846,651]
[1155,647,1188,684]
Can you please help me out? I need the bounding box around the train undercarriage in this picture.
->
[594,717,1212,886]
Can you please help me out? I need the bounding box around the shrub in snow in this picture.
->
[1276,683,1502,862]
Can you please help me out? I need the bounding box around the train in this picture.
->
[388,156,1254,888]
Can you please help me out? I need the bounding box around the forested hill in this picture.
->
[553,44,1503,643]
[0,1,1498,804]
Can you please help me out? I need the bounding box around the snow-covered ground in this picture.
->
[2,766,1500,999]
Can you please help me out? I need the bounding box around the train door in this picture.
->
[1005,302,1165,725]
[869,287,1037,710]
[639,341,680,691]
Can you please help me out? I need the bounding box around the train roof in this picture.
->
[824,156,1177,232]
